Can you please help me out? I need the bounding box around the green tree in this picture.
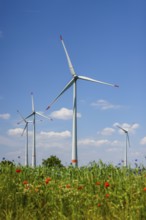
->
[42,155,64,168]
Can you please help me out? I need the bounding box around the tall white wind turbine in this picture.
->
[46,35,119,167]
[17,110,32,166]
[117,125,130,167]
[25,92,52,167]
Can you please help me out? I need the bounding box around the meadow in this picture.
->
[0,162,146,220]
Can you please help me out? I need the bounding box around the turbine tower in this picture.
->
[25,92,52,167]
[17,110,31,166]
[117,125,130,167]
[46,35,119,167]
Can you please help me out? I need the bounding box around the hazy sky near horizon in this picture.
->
[0,0,146,166]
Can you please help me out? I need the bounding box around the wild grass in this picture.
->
[0,162,146,220]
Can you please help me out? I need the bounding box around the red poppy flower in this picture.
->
[16,169,22,173]
[23,180,28,185]
[45,177,51,184]
[143,187,146,191]
[104,182,110,188]
[97,203,101,207]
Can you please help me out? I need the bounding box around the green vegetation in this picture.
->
[0,161,146,219]
[42,155,64,168]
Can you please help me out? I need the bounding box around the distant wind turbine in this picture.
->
[46,35,119,167]
[17,110,32,166]
[117,125,130,167]
[24,92,52,167]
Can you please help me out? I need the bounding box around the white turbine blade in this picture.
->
[17,119,24,125]
[127,133,131,148]
[17,110,27,123]
[78,75,119,88]
[46,78,75,110]
[117,125,128,133]
[22,124,27,136]
[36,112,53,121]
[60,35,76,77]
[25,112,34,120]
[31,92,35,112]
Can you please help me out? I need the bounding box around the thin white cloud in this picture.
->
[50,108,81,120]
[131,123,140,130]
[106,140,123,152]
[40,130,71,139]
[140,136,146,145]
[37,130,72,149]
[91,99,121,110]
[111,140,122,146]
[8,128,23,136]
[1,128,71,157]
[100,127,115,136]
[78,138,110,147]
[0,113,10,120]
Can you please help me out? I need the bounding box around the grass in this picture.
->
[0,162,146,219]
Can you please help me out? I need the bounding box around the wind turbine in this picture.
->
[116,125,130,167]
[24,92,52,168]
[46,35,119,167]
[17,110,32,166]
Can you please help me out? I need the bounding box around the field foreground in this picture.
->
[0,162,146,220]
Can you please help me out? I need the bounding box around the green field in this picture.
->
[0,162,146,220]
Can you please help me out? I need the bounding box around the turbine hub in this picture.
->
[74,75,78,81]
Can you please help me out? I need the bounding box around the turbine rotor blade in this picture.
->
[60,35,76,77]
[127,133,131,148]
[46,78,75,110]
[17,119,24,125]
[117,125,128,133]
[25,112,34,120]
[36,112,53,121]
[78,75,119,88]
[31,92,35,112]
[17,110,27,123]
[22,123,27,136]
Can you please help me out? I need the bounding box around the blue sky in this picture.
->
[0,0,146,166]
